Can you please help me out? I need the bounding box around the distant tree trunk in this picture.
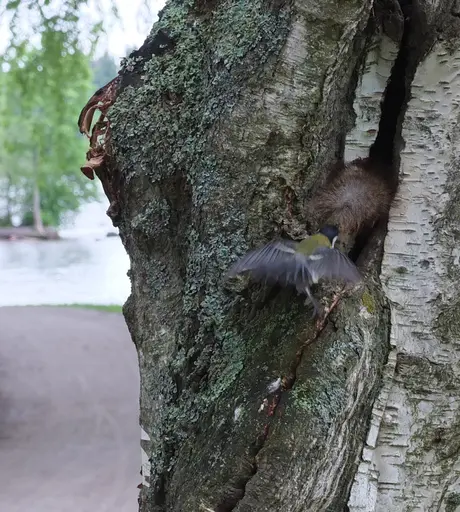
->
[32,153,44,234]
[4,173,13,226]
[32,181,44,233]
[101,0,460,510]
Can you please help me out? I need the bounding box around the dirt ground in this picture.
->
[0,307,140,512]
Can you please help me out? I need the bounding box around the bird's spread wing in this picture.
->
[306,247,361,284]
[226,240,311,287]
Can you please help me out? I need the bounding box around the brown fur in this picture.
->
[308,158,396,239]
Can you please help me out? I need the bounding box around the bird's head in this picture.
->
[318,225,339,247]
[297,224,339,255]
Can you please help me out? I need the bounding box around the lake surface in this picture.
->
[0,199,131,307]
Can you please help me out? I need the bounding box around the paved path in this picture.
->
[0,307,140,512]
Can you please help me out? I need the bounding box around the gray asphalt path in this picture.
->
[0,307,140,512]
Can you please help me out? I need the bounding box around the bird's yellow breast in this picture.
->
[297,233,331,255]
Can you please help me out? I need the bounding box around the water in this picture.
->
[0,199,131,307]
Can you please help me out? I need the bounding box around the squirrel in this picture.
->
[307,155,397,248]
[307,23,409,254]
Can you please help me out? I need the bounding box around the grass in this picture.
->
[57,304,123,313]
[7,303,124,313]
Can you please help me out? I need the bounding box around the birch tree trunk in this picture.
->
[101,0,460,510]
[32,182,44,234]
[32,152,44,234]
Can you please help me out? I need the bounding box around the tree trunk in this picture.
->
[4,173,13,226]
[32,182,44,234]
[33,153,44,234]
[102,0,460,510]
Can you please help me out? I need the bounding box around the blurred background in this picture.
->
[0,2,166,511]
[0,0,165,308]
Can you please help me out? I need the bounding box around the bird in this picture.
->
[307,158,395,244]
[226,225,362,317]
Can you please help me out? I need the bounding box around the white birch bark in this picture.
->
[349,42,460,512]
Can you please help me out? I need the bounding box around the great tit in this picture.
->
[226,225,361,316]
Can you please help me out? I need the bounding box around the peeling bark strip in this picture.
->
[77,77,122,223]
[93,0,460,510]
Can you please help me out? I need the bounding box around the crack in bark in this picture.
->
[349,0,431,260]
[215,290,346,511]
[371,0,433,171]
[217,0,435,509]
[283,291,345,390]
[215,393,280,512]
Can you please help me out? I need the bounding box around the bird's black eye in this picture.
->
[319,224,339,242]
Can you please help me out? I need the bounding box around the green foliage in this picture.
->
[14,304,123,312]
[0,39,97,226]
[0,1,144,228]
[1,0,117,58]
[0,0,124,227]
[57,303,123,312]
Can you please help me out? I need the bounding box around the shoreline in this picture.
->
[0,226,60,241]
[0,227,120,241]
[1,304,124,313]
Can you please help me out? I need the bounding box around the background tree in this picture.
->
[0,1,151,230]
[83,0,460,510]
[0,0,123,229]
[0,39,97,228]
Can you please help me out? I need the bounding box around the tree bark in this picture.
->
[4,173,13,226]
[33,152,44,234]
[32,182,44,234]
[349,25,460,512]
[103,0,460,510]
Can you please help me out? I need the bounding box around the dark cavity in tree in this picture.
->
[349,0,434,262]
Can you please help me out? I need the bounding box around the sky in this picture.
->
[0,0,167,60]
[87,0,167,59]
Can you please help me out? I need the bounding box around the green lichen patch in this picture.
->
[291,374,348,426]
[289,332,361,427]
[361,289,376,314]
[111,0,291,188]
